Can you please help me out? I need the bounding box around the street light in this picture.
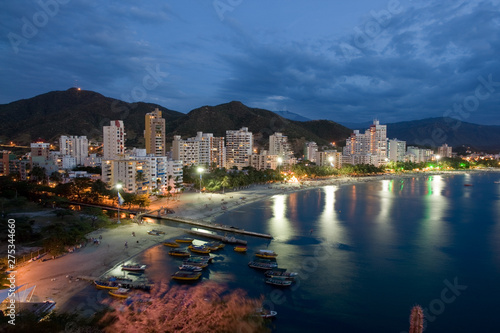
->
[277,157,283,180]
[328,156,334,167]
[197,167,204,193]
[116,183,122,224]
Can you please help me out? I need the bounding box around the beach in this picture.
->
[13,170,489,313]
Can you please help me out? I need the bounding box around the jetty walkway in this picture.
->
[142,209,273,240]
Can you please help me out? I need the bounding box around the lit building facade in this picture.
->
[103,120,125,160]
[226,127,253,169]
[144,108,166,156]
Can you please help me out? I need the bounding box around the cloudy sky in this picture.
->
[1,0,500,124]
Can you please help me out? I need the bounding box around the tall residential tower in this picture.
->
[144,108,166,156]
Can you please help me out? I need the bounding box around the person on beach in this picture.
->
[125,241,128,248]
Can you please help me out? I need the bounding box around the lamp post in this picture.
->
[277,157,283,181]
[328,156,334,167]
[197,167,204,193]
[435,155,441,169]
[116,183,122,223]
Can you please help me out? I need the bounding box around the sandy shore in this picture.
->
[13,169,494,312]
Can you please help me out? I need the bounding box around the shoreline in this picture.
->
[10,169,499,314]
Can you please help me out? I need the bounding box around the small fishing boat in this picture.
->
[205,242,224,251]
[168,249,191,257]
[265,268,298,279]
[265,277,292,287]
[121,264,146,272]
[464,184,473,187]
[163,241,180,247]
[148,230,160,235]
[248,261,278,270]
[257,308,277,319]
[150,229,165,234]
[94,280,119,290]
[188,245,211,254]
[184,256,212,263]
[108,288,130,299]
[172,271,202,281]
[255,249,278,259]
[179,264,203,272]
[234,245,247,252]
[175,237,194,243]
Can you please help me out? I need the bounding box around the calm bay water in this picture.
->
[140,172,500,332]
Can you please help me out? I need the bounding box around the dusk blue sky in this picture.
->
[1,0,500,124]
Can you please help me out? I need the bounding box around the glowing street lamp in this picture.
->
[116,183,123,223]
[328,156,334,167]
[197,167,204,193]
[277,157,283,177]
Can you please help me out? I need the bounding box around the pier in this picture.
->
[142,210,273,240]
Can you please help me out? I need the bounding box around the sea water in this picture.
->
[141,172,500,332]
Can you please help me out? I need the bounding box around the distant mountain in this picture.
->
[0,90,352,153]
[0,88,184,146]
[386,118,500,151]
[169,101,352,151]
[273,111,311,122]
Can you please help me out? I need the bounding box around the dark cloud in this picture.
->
[217,0,500,124]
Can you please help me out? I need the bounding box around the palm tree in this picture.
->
[221,176,230,194]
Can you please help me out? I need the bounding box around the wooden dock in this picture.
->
[187,228,247,245]
[142,213,273,240]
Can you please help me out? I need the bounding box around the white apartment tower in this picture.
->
[387,139,406,162]
[368,120,387,163]
[172,132,226,168]
[304,142,318,163]
[59,135,89,166]
[343,120,387,166]
[437,143,453,158]
[226,127,253,169]
[144,108,166,156]
[103,120,125,160]
[269,132,292,160]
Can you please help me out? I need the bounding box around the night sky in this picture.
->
[1,0,500,124]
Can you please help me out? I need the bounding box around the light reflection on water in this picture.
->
[140,173,500,333]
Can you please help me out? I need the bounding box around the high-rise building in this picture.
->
[172,132,226,168]
[343,120,387,166]
[102,151,183,194]
[226,127,252,169]
[103,120,125,160]
[269,132,292,159]
[304,142,318,162]
[388,139,406,162]
[437,143,453,158]
[59,135,89,166]
[144,108,166,156]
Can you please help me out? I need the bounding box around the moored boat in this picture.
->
[108,288,130,299]
[121,264,146,272]
[234,246,247,252]
[148,230,160,235]
[179,264,203,272]
[163,241,180,248]
[172,271,202,281]
[265,268,298,279]
[205,242,224,251]
[248,261,278,270]
[265,277,292,287]
[94,280,119,290]
[150,229,165,234]
[168,249,191,257]
[175,237,194,243]
[188,245,211,254]
[255,249,278,259]
[257,308,277,319]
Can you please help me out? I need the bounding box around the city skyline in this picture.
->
[2,1,500,125]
